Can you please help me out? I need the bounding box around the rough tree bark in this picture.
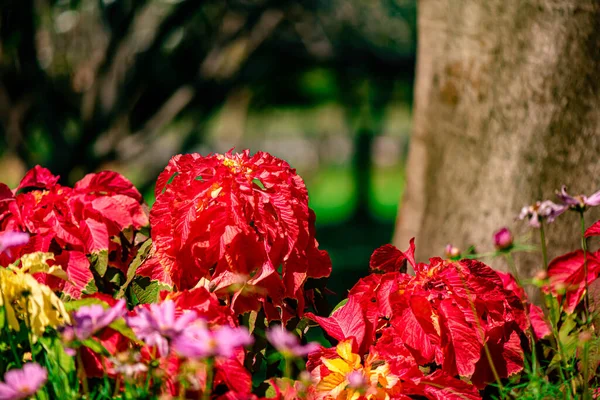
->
[394,0,600,278]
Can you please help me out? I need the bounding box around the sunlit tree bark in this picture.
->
[394,0,600,277]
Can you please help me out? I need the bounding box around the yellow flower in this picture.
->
[0,260,70,341]
[314,340,400,400]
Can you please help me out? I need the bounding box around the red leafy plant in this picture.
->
[308,239,536,396]
[139,150,331,322]
[0,166,148,298]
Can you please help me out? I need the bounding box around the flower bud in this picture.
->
[493,227,513,251]
[534,270,548,281]
[579,331,593,343]
[445,244,461,259]
[554,282,567,294]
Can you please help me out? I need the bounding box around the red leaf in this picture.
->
[439,299,483,378]
[369,238,416,273]
[91,195,148,232]
[16,166,60,192]
[471,326,524,388]
[419,370,482,400]
[547,250,600,313]
[74,171,142,202]
[54,251,94,299]
[214,356,252,394]
[585,220,600,238]
[370,244,408,273]
[393,295,439,364]
[137,255,175,288]
[80,218,109,253]
[529,304,551,339]
[305,295,366,353]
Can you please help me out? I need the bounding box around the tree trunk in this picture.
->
[394,0,600,278]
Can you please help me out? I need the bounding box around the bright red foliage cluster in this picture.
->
[545,250,600,313]
[307,240,539,397]
[0,166,147,298]
[139,150,331,321]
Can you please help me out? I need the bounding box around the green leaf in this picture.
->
[81,338,109,356]
[116,239,152,299]
[82,278,98,296]
[88,250,108,277]
[108,319,141,344]
[131,277,170,304]
[253,178,266,190]
[106,268,124,288]
[330,298,348,315]
[38,336,75,375]
[63,297,108,312]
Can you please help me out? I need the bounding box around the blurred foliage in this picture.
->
[0,0,416,300]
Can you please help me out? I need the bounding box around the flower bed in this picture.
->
[0,150,598,399]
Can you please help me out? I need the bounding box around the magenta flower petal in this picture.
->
[493,227,513,250]
[72,299,126,340]
[127,300,198,357]
[0,231,29,255]
[585,189,600,207]
[266,326,318,357]
[0,363,47,400]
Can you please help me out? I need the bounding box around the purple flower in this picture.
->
[69,299,126,340]
[127,300,198,356]
[556,186,600,211]
[346,370,367,390]
[173,322,253,359]
[519,200,566,228]
[0,363,47,400]
[493,227,513,250]
[266,326,319,357]
[0,231,29,256]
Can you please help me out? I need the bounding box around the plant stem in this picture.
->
[455,264,504,395]
[539,225,573,399]
[77,349,89,396]
[579,211,590,400]
[202,357,215,400]
[539,223,549,272]
[579,212,590,324]
[505,253,539,376]
[284,356,292,379]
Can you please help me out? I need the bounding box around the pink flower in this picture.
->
[556,186,600,211]
[0,231,29,256]
[519,200,566,228]
[172,322,253,359]
[266,326,319,357]
[69,300,126,340]
[493,227,513,250]
[346,370,368,390]
[0,363,47,400]
[444,244,461,259]
[127,300,198,356]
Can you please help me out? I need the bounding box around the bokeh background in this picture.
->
[0,0,416,301]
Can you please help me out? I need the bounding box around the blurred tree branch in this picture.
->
[0,0,416,190]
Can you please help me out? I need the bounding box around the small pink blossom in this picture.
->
[0,363,47,400]
[173,321,253,359]
[266,326,319,357]
[0,231,29,256]
[444,244,461,259]
[346,370,368,389]
[519,200,566,228]
[68,299,126,340]
[127,300,198,356]
[493,227,513,250]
